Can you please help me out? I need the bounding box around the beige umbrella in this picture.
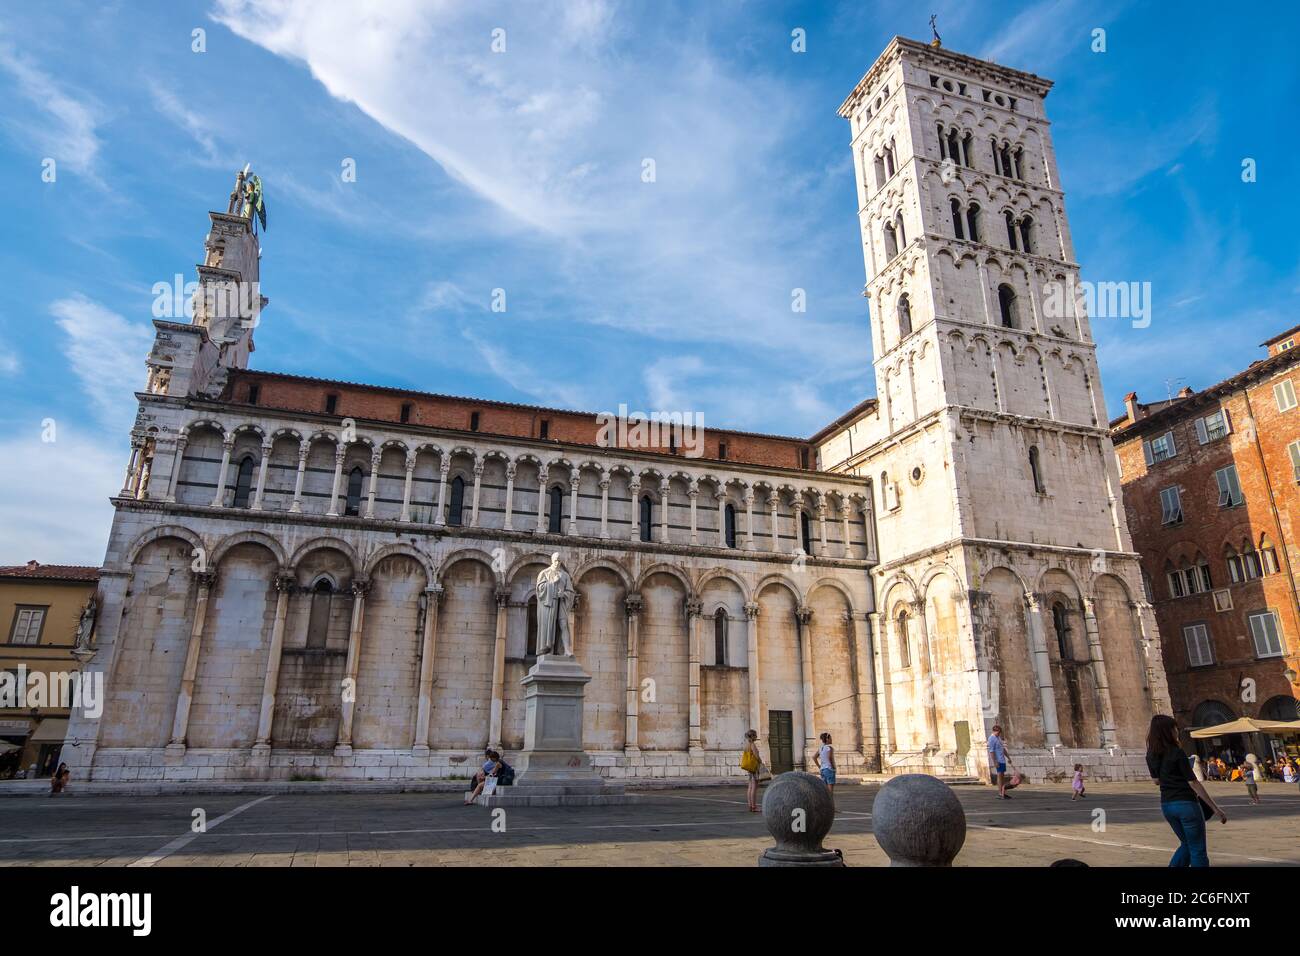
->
[1190,717,1300,737]
[0,741,19,755]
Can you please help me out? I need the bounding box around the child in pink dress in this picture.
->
[1071,764,1085,800]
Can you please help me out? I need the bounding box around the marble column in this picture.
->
[488,587,510,750]
[567,473,580,536]
[658,477,671,544]
[687,481,699,545]
[715,489,727,548]
[210,436,234,508]
[290,440,309,513]
[745,602,762,750]
[503,462,516,531]
[796,604,816,765]
[1024,592,1063,748]
[792,500,805,556]
[598,471,610,539]
[363,448,381,518]
[251,440,272,510]
[744,488,756,551]
[871,610,896,755]
[535,466,549,533]
[470,457,485,527]
[624,593,643,752]
[166,570,216,753]
[687,596,703,755]
[912,598,941,749]
[628,478,642,542]
[326,447,345,518]
[768,492,780,551]
[840,497,852,558]
[135,443,153,500]
[434,459,450,527]
[252,572,295,756]
[412,584,443,754]
[1082,597,1119,747]
[851,611,881,769]
[121,439,142,497]
[164,436,187,502]
[334,579,370,755]
[400,452,416,522]
[816,497,829,556]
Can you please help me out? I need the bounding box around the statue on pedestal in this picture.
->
[535,553,574,656]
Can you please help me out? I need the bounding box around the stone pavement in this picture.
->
[1,780,1296,867]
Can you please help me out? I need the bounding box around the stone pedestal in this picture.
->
[477,653,630,806]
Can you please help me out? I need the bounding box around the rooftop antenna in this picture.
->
[929,13,942,47]
[1164,377,1185,401]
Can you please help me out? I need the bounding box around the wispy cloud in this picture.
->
[0,38,105,184]
[51,295,152,430]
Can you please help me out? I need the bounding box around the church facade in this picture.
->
[63,36,1169,785]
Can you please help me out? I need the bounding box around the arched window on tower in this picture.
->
[895,212,907,249]
[639,494,653,542]
[874,153,886,189]
[448,474,465,526]
[1029,445,1045,493]
[232,455,256,509]
[950,198,965,240]
[991,136,1001,174]
[897,293,913,338]
[1001,144,1014,179]
[936,123,947,159]
[800,510,813,555]
[307,578,334,649]
[714,608,728,666]
[1052,602,1071,659]
[998,284,1019,329]
[1019,216,1034,254]
[345,465,365,516]
[946,129,961,164]
[883,222,898,260]
[1013,147,1024,180]
[966,202,981,242]
[724,503,737,549]
[1004,210,1019,250]
[884,143,896,178]
[896,609,912,668]
[962,132,973,167]
[548,485,564,534]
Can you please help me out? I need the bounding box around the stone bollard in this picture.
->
[757,771,844,867]
[870,773,966,866]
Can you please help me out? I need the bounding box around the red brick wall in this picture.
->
[226,371,812,471]
[1114,371,1300,733]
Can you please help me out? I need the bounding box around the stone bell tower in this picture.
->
[816,37,1168,781]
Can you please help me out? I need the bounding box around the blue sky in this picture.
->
[1,0,1298,562]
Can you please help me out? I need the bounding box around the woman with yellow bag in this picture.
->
[741,729,768,812]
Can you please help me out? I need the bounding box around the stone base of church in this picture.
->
[883,747,1152,784]
[72,746,886,783]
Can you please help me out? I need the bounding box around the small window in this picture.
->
[950,198,964,239]
[1004,210,1018,250]
[896,610,912,668]
[232,455,256,509]
[539,419,550,439]
[1276,379,1298,412]
[8,606,47,645]
[1183,624,1214,667]
[325,393,338,415]
[400,402,412,424]
[1214,465,1244,508]
[247,383,260,405]
[1287,440,1300,482]
[1167,570,1186,599]
[718,442,728,461]
[469,411,481,432]
[724,503,737,549]
[548,485,564,534]
[713,608,728,666]
[1052,602,1070,659]
[966,202,980,242]
[997,284,1018,328]
[1144,431,1177,464]
[1194,409,1229,444]
[800,510,813,555]
[639,495,653,542]
[1247,610,1284,658]
[898,293,913,338]
[526,597,539,657]
[1159,486,1183,525]
[344,465,364,516]
[1227,551,1244,584]
[1018,216,1033,254]
[800,448,810,469]
[1279,340,1295,351]
[1029,445,1045,493]
[448,475,466,526]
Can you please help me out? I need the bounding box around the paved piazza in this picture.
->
[2,781,1296,867]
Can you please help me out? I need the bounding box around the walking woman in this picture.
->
[740,730,766,813]
[1146,715,1227,867]
[815,732,837,802]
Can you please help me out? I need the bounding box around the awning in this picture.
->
[27,719,68,744]
[1190,717,1300,738]
[0,742,19,755]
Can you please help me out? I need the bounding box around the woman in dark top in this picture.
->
[1146,715,1227,867]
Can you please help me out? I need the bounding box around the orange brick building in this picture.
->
[1112,326,1300,760]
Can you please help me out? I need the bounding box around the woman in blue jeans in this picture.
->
[1145,715,1228,867]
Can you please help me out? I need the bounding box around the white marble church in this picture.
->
[63,36,1169,785]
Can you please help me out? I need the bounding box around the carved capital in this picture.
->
[274,572,296,595]
[191,569,217,590]
[494,587,511,608]
[744,601,760,620]
[625,593,644,617]
[795,604,813,625]
[685,596,704,618]
[351,578,371,599]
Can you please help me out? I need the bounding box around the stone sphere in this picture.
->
[870,773,966,867]
[761,771,835,855]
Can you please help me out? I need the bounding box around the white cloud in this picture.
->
[0,341,19,375]
[51,295,153,431]
[0,39,104,183]
[0,428,120,565]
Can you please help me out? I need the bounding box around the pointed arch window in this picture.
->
[966,202,981,242]
[345,465,365,516]
[639,494,653,542]
[232,455,256,509]
[724,503,737,549]
[950,198,965,239]
[998,284,1019,329]
[448,474,465,526]
[897,293,913,338]
[1029,445,1045,493]
[896,609,912,668]
[307,579,334,650]
[548,485,564,534]
[714,608,728,666]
